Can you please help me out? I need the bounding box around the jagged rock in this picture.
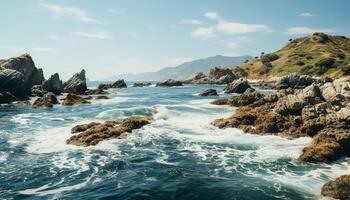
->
[184,72,209,84]
[31,85,46,97]
[0,54,44,87]
[67,116,152,146]
[95,95,110,100]
[71,122,101,133]
[184,68,237,84]
[225,78,251,94]
[98,79,127,90]
[321,175,350,199]
[199,89,218,96]
[84,89,108,95]
[228,88,264,107]
[32,92,59,108]
[62,93,90,106]
[42,73,63,95]
[156,79,183,87]
[0,69,27,97]
[274,73,315,89]
[0,92,18,104]
[132,82,152,87]
[63,70,87,94]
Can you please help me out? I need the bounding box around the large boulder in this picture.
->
[199,89,218,96]
[225,78,251,94]
[0,54,44,87]
[132,82,152,87]
[0,69,27,97]
[32,92,59,108]
[0,92,18,104]
[321,175,350,199]
[42,73,63,95]
[63,70,87,94]
[208,67,237,84]
[62,93,90,106]
[156,79,183,87]
[98,79,127,90]
[274,73,315,89]
[67,116,153,146]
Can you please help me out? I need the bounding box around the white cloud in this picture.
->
[42,3,98,23]
[300,12,314,17]
[204,12,219,20]
[216,21,269,34]
[286,27,336,35]
[190,27,216,40]
[226,41,239,48]
[180,19,202,25]
[72,31,113,39]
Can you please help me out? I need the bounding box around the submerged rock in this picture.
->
[63,70,87,94]
[132,82,152,87]
[225,78,251,94]
[32,92,59,108]
[95,95,110,100]
[67,116,153,146]
[199,89,218,96]
[156,79,183,87]
[98,79,127,90]
[321,175,350,199]
[62,93,91,106]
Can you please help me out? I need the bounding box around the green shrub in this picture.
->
[316,58,335,69]
[261,53,279,63]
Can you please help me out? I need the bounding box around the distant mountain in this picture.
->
[239,32,350,79]
[105,55,252,81]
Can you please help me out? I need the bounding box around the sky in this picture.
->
[0,0,349,80]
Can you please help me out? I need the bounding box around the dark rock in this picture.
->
[227,88,264,107]
[0,92,18,104]
[42,73,63,95]
[199,89,218,96]
[156,79,183,87]
[184,67,237,84]
[132,82,152,87]
[225,78,251,94]
[63,70,87,94]
[95,95,110,100]
[32,92,59,108]
[62,93,91,106]
[274,73,315,89]
[321,175,350,199]
[0,69,27,97]
[98,79,127,90]
[31,85,46,97]
[67,116,152,146]
[84,88,108,95]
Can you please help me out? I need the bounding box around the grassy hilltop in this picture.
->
[240,32,350,79]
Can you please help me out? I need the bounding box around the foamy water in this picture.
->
[0,82,348,200]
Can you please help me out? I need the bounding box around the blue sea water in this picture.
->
[0,82,349,200]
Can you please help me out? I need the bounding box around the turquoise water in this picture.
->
[0,82,349,200]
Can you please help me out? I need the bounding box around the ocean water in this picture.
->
[0,82,349,200]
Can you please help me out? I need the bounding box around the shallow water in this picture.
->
[0,82,348,200]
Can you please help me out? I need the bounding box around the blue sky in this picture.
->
[0,0,349,80]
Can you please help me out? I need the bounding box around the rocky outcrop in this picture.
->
[63,70,87,94]
[274,73,315,89]
[212,77,350,163]
[42,73,63,95]
[0,69,27,97]
[199,89,218,96]
[83,89,108,95]
[67,116,153,146]
[225,78,251,94]
[0,92,18,104]
[98,79,127,90]
[32,92,59,108]
[62,93,91,106]
[132,82,152,87]
[156,79,183,87]
[321,175,350,200]
[212,88,264,107]
[184,67,237,84]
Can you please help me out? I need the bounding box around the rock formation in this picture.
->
[95,95,110,100]
[212,88,264,107]
[225,78,251,94]
[184,67,237,84]
[63,70,87,94]
[41,73,63,95]
[199,89,218,96]
[32,92,59,108]
[132,82,152,87]
[67,116,153,146]
[62,93,91,106]
[98,79,127,90]
[321,175,350,200]
[84,88,108,95]
[156,79,183,87]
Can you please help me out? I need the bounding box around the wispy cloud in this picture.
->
[216,21,269,34]
[42,3,98,23]
[300,12,314,17]
[204,12,219,20]
[286,27,336,35]
[190,27,216,40]
[72,31,113,39]
[180,19,202,25]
